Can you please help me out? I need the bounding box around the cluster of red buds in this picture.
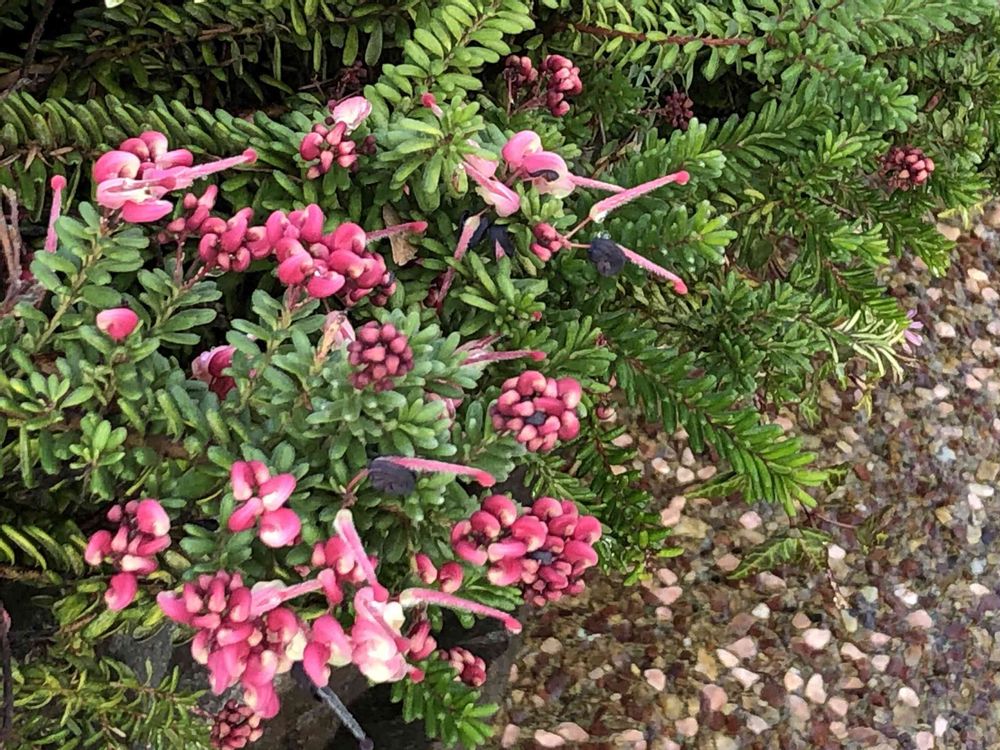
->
[880,145,935,191]
[157,572,308,718]
[490,370,581,452]
[660,90,695,131]
[300,96,373,179]
[541,55,583,117]
[451,495,601,605]
[347,321,414,391]
[503,55,538,90]
[227,461,301,548]
[530,222,572,262]
[210,700,265,749]
[502,54,582,117]
[160,184,219,243]
[84,499,171,611]
[442,647,487,687]
[413,553,464,593]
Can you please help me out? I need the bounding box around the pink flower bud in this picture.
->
[95,308,139,341]
[258,508,302,548]
[84,529,112,566]
[437,562,464,593]
[134,498,170,537]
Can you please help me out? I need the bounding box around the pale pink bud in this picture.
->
[96,308,139,341]
[413,553,438,584]
[437,562,464,593]
[84,529,112,566]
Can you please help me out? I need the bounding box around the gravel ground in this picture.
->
[489,213,1000,750]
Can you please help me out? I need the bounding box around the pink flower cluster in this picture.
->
[300,511,521,687]
[299,96,373,179]
[451,495,601,606]
[158,572,308,718]
[347,321,414,391]
[93,131,256,223]
[541,55,582,117]
[491,370,581,452]
[503,55,538,89]
[198,207,271,273]
[192,345,237,398]
[211,700,264,749]
[227,461,301,548]
[85,499,171,611]
[443,647,487,687]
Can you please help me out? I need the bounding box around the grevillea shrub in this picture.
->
[0,0,999,748]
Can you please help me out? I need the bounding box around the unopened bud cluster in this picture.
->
[491,370,581,452]
[347,322,414,391]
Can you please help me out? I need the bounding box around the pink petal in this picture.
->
[134,499,170,537]
[437,562,464,593]
[303,642,332,686]
[156,591,191,623]
[105,572,138,611]
[228,496,264,532]
[258,508,302,548]
[120,199,174,223]
[258,473,296,511]
[330,96,372,133]
[501,131,543,169]
[93,150,141,182]
[84,529,112,566]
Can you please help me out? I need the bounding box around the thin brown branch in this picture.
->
[572,22,751,47]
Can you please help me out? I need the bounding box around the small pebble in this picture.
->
[792,612,812,629]
[915,731,934,750]
[533,730,565,748]
[731,667,760,689]
[716,649,739,668]
[540,637,562,655]
[555,722,588,742]
[803,628,832,651]
[644,668,666,692]
[501,724,520,748]
[739,511,762,530]
[702,684,726,711]
[898,687,920,707]
[906,610,933,629]
[805,674,827,704]
[828,696,849,717]
[726,636,757,660]
[784,668,804,693]
[751,603,771,619]
[675,718,698,738]
[746,715,769,735]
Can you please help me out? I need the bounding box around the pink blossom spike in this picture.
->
[568,174,625,193]
[382,457,495,487]
[398,588,522,634]
[616,244,688,294]
[45,176,67,252]
[463,349,546,365]
[588,170,690,223]
[332,510,387,598]
[365,221,428,242]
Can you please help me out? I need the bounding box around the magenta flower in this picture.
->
[530,223,571,262]
[411,554,464,593]
[85,499,171,611]
[92,132,255,223]
[45,176,66,253]
[462,153,521,217]
[96,307,140,342]
[192,345,237,399]
[490,371,582,452]
[228,461,300,549]
[302,614,353,686]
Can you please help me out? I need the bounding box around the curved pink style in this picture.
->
[589,170,690,223]
[398,588,522,634]
[617,245,688,294]
[380,456,495,487]
[45,176,67,253]
[96,308,140,341]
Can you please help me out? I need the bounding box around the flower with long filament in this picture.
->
[462,153,521,217]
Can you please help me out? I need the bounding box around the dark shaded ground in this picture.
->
[489,216,1000,749]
